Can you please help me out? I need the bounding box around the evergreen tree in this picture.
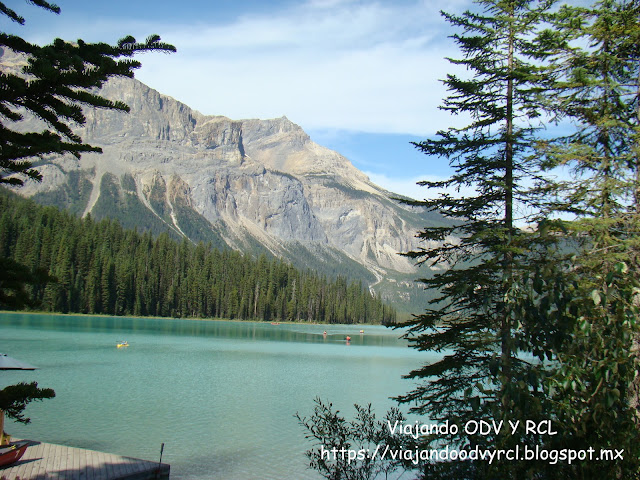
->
[397,0,561,477]
[531,0,640,475]
[0,1,175,185]
[0,256,52,310]
[0,381,55,445]
[0,190,395,324]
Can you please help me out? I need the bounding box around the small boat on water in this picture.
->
[116,341,129,348]
[0,441,29,467]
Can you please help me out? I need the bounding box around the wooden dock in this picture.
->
[0,440,169,480]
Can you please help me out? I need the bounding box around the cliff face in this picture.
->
[7,68,447,311]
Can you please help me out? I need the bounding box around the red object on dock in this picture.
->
[0,441,28,467]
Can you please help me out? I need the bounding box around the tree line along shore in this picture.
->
[0,190,396,325]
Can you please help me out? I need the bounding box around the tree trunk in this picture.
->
[0,409,7,446]
[501,3,516,402]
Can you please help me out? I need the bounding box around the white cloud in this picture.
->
[11,0,473,133]
[125,0,470,135]
[12,0,473,135]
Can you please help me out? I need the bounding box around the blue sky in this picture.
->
[5,0,478,200]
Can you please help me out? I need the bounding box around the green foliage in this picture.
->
[172,201,229,251]
[549,262,640,477]
[0,256,53,310]
[31,169,94,216]
[0,381,55,424]
[398,0,640,477]
[538,0,640,221]
[396,1,561,477]
[0,1,175,185]
[296,398,414,480]
[283,242,375,287]
[90,173,180,238]
[34,171,230,249]
[0,189,396,324]
[526,1,640,476]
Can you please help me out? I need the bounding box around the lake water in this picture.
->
[0,312,433,479]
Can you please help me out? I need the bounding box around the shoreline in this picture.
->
[0,309,392,328]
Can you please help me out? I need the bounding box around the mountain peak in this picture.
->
[10,72,447,313]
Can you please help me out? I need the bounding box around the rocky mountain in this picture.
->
[4,51,451,314]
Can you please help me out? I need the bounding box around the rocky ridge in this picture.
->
[4,50,449,311]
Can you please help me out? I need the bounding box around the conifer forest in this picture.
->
[0,191,396,324]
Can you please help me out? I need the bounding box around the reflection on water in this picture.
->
[0,312,431,480]
[1,312,410,346]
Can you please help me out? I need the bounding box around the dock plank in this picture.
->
[0,440,169,480]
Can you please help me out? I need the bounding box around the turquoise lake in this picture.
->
[0,312,434,479]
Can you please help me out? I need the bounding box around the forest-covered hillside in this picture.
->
[0,190,396,324]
